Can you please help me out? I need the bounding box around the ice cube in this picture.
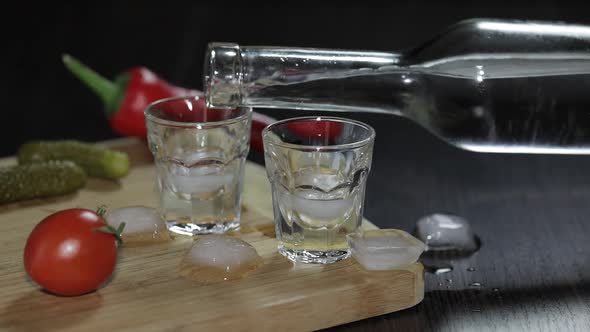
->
[286,190,354,220]
[166,149,234,194]
[277,172,355,226]
[295,172,343,192]
[105,206,171,245]
[414,213,477,252]
[169,172,234,194]
[179,235,263,282]
[347,229,425,271]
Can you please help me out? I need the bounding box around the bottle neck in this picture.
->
[204,43,408,114]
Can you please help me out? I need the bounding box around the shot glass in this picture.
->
[145,95,252,235]
[262,116,375,264]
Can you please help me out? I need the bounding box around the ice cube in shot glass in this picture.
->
[347,229,425,271]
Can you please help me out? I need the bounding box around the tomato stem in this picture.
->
[96,205,107,216]
[95,222,126,248]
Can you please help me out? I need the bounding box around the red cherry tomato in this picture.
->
[23,208,120,296]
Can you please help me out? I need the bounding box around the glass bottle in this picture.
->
[204,18,590,154]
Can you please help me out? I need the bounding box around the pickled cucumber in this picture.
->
[0,161,87,204]
[18,140,130,180]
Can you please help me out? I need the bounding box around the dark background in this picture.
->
[10,2,590,331]
[9,1,590,158]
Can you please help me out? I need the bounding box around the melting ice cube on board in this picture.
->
[178,235,263,283]
[347,229,425,271]
[414,213,478,252]
[105,206,171,245]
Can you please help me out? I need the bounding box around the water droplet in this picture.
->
[467,267,476,272]
[438,282,443,286]
[470,282,483,288]
[446,279,453,283]
[446,285,452,289]
[435,267,453,274]
[424,264,453,275]
[492,288,500,292]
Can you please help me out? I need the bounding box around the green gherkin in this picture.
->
[0,161,87,204]
[18,140,130,180]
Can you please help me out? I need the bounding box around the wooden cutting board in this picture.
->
[0,138,423,331]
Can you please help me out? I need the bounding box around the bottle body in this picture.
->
[205,19,590,154]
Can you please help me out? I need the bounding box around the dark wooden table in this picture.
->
[250,110,590,332]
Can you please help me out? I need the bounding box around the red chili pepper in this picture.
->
[61,54,275,153]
